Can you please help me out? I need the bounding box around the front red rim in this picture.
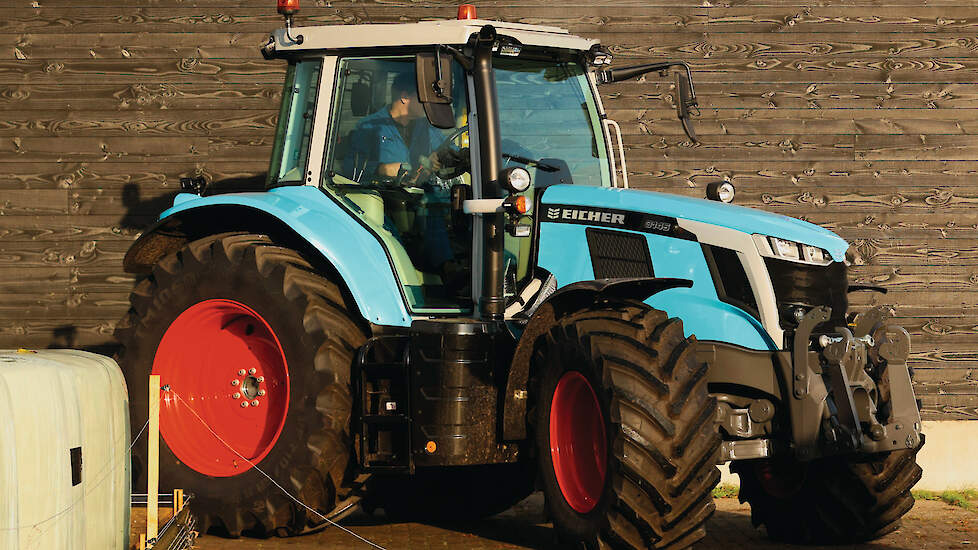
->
[153,299,290,477]
[550,371,608,514]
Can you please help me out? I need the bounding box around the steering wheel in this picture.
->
[430,125,470,180]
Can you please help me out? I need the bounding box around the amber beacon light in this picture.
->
[277,0,300,15]
[277,0,304,44]
[457,4,477,19]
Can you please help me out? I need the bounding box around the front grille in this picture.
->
[765,257,848,331]
[586,228,653,279]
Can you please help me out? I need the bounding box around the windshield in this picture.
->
[494,58,611,187]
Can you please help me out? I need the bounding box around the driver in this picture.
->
[346,71,465,288]
[346,71,446,182]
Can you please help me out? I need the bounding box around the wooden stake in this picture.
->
[147,374,160,543]
[139,533,146,550]
[174,488,184,511]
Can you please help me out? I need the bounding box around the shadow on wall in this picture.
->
[43,174,272,353]
[49,325,121,357]
[119,182,180,231]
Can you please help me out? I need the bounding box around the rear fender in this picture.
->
[501,277,692,441]
[123,187,412,327]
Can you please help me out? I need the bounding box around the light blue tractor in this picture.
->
[115,4,924,549]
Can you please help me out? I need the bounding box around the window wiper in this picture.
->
[502,153,559,172]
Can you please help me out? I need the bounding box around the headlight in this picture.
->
[706,181,736,203]
[754,235,833,266]
[500,166,531,194]
[770,237,800,261]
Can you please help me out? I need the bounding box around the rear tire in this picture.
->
[732,446,923,544]
[115,233,367,536]
[532,301,720,549]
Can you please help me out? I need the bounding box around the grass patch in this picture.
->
[712,484,739,499]
[913,489,978,511]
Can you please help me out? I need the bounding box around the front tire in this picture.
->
[115,233,367,536]
[732,446,923,544]
[533,302,720,549]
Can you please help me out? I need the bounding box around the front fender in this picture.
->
[133,186,412,327]
[501,276,691,441]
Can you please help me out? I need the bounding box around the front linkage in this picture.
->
[714,305,921,464]
[785,305,921,461]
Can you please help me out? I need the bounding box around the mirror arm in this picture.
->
[598,61,700,143]
[442,45,474,71]
[432,46,447,99]
[596,61,682,84]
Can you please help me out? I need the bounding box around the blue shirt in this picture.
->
[345,108,444,181]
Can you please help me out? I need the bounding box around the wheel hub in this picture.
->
[550,371,608,514]
[153,299,290,477]
[241,375,261,400]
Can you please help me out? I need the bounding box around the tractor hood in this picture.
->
[540,185,849,262]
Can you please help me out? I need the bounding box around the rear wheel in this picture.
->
[732,446,923,544]
[115,233,367,536]
[533,302,720,549]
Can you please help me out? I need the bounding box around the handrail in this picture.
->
[603,118,629,189]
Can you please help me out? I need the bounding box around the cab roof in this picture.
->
[268,18,598,55]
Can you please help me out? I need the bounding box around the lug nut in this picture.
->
[232,392,241,399]
[249,368,257,375]
[241,401,249,408]
[238,369,246,376]
[231,379,240,386]
[251,400,259,407]
[257,376,264,383]
[258,389,266,396]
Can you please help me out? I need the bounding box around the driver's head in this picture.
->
[390,72,424,120]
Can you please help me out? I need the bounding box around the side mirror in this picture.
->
[676,70,698,143]
[416,48,455,129]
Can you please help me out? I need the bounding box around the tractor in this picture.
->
[116,3,924,548]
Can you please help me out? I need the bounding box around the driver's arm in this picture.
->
[377,162,401,177]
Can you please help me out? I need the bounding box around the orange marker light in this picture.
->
[457,4,477,20]
[514,196,527,214]
[278,0,300,16]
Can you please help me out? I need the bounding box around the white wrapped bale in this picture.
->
[0,349,130,550]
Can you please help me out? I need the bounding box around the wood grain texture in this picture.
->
[2,1,978,419]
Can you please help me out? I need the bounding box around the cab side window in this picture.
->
[269,59,322,186]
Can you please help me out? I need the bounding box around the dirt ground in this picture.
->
[191,493,976,550]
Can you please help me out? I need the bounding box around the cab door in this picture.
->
[320,54,474,315]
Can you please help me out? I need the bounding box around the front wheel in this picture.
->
[532,302,720,549]
[732,446,923,544]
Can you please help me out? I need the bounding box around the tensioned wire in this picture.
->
[169,389,388,550]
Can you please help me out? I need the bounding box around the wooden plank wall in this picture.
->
[2,0,976,420]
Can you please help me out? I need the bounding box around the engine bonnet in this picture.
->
[540,185,849,262]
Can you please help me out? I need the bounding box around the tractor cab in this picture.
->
[260,6,695,320]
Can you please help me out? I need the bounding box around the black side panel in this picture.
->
[586,227,654,279]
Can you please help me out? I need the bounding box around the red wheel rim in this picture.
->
[550,371,608,514]
[153,299,290,477]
